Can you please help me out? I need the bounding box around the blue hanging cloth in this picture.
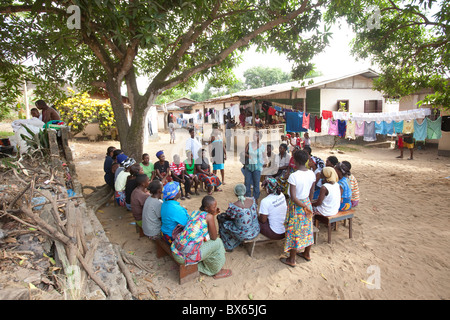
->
[285,112,307,132]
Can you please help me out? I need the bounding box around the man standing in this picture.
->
[35,100,60,123]
[185,127,202,160]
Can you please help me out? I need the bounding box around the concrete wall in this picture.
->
[320,88,386,113]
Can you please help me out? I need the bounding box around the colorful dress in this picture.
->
[338,177,352,211]
[284,198,314,253]
[171,210,226,276]
[195,157,222,188]
[218,199,260,251]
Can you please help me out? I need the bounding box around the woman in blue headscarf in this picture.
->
[160,182,190,244]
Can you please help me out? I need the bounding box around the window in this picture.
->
[337,100,349,111]
[364,100,382,113]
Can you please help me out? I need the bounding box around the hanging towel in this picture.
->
[314,116,322,133]
[345,120,356,140]
[393,120,404,134]
[403,120,415,134]
[328,119,339,136]
[355,121,365,136]
[427,116,442,139]
[384,121,394,135]
[322,110,333,120]
[375,121,384,135]
[413,118,428,141]
[363,121,377,142]
[322,118,330,134]
[338,120,347,137]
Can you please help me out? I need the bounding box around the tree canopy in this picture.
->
[1,0,331,157]
[243,65,292,88]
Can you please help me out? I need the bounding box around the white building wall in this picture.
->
[320,88,386,113]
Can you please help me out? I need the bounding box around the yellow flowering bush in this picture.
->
[55,89,116,136]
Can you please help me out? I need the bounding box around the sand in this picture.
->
[70,131,450,300]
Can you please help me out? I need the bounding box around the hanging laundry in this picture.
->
[309,115,316,131]
[345,120,356,140]
[286,112,307,133]
[363,121,377,142]
[403,120,415,134]
[321,118,330,134]
[355,121,365,137]
[314,116,322,133]
[427,116,442,139]
[413,118,428,141]
[322,110,333,120]
[302,113,310,130]
[328,119,339,136]
[337,120,346,137]
[393,120,404,134]
[384,121,394,135]
[374,121,384,135]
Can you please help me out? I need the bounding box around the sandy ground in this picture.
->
[69,130,450,300]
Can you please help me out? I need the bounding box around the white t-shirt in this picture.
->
[315,183,341,216]
[275,153,290,168]
[259,193,287,234]
[287,169,316,200]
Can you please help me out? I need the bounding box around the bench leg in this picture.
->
[327,223,332,244]
[179,264,199,285]
[156,243,168,258]
[349,218,353,239]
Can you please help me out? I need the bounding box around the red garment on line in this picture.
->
[322,110,333,120]
[302,113,310,130]
[314,116,322,133]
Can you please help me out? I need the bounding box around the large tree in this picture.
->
[243,65,292,88]
[328,0,449,108]
[1,0,332,157]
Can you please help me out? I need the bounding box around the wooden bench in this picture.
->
[154,238,199,285]
[243,226,320,257]
[314,209,355,244]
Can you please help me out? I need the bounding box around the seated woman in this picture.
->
[140,153,155,182]
[170,196,232,280]
[195,149,222,195]
[184,151,199,195]
[142,180,163,240]
[130,174,151,236]
[258,178,287,240]
[311,167,341,217]
[154,150,172,185]
[103,146,116,189]
[114,156,135,207]
[273,143,290,179]
[160,182,190,244]
[170,154,191,200]
[217,184,260,252]
[342,160,360,208]
[125,163,144,211]
[334,162,352,211]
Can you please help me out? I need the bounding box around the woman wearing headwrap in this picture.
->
[160,182,190,244]
[217,184,260,252]
[334,162,352,211]
[154,150,172,185]
[258,178,287,240]
[311,167,341,217]
[170,196,232,279]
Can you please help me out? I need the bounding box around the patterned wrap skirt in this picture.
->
[197,173,221,188]
[283,198,314,253]
[115,191,126,207]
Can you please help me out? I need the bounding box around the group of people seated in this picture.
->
[102,130,361,277]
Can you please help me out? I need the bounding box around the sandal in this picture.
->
[186,194,191,199]
[296,252,311,262]
[279,258,296,268]
[213,269,232,279]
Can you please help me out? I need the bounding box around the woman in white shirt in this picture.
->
[311,167,341,217]
[258,177,287,240]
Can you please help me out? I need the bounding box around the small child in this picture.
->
[303,132,311,148]
[342,161,359,208]
[142,180,164,240]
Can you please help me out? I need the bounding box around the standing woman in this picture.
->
[281,150,316,267]
[154,150,171,185]
[104,146,116,189]
[243,131,266,201]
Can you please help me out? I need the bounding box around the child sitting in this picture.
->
[342,160,360,208]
